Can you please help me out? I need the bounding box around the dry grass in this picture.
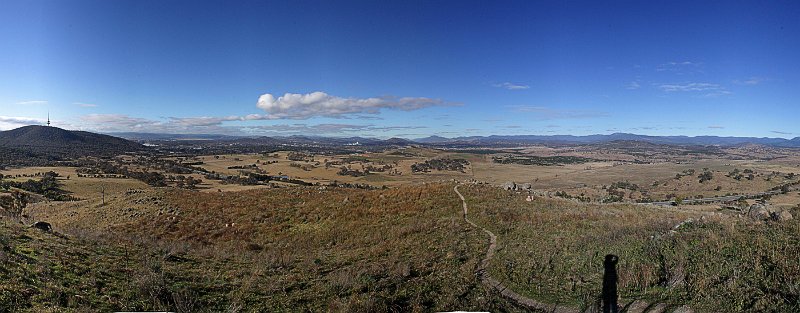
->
[22,183,526,312]
[1,166,148,200]
[460,184,800,311]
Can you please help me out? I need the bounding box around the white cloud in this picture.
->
[76,114,426,136]
[658,82,721,92]
[0,116,45,130]
[625,81,641,90]
[242,124,426,135]
[255,91,453,119]
[492,82,530,90]
[699,90,732,98]
[656,61,703,74]
[74,102,98,107]
[0,116,44,124]
[733,77,765,85]
[657,82,731,97]
[708,125,725,129]
[82,114,161,130]
[16,100,48,105]
[168,116,242,127]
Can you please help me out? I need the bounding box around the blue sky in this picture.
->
[1,0,799,138]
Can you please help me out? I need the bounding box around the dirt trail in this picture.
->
[454,185,579,313]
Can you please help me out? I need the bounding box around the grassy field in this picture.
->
[0,166,149,200]
[180,150,474,189]
[5,145,800,312]
[460,184,800,311]
[20,183,527,312]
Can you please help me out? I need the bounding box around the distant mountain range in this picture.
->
[109,130,800,147]
[4,127,799,154]
[414,133,800,147]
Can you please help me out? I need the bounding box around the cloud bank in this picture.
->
[657,82,731,97]
[0,116,45,130]
[73,114,427,137]
[16,100,48,105]
[255,91,453,119]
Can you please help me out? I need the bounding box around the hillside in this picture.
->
[0,219,183,312]
[0,126,143,165]
[23,183,520,312]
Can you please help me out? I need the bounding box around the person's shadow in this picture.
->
[602,254,619,313]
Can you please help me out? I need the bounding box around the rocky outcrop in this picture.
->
[747,204,770,220]
[771,210,793,222]
[747,204,794,223]
[502,181,533,191]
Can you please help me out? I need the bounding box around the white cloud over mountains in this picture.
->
[74,114,427,136]
[255,91,453,119]
[0,116,46,130]
[63,91,450,134]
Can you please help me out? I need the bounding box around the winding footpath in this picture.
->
[454,185,579,313]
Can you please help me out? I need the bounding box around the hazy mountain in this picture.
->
[414,133,800,147]
[414,135,453,143]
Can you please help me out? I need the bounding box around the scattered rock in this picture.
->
[668,265,686,288]
[747,204,770,220]
[672,218,694,231]
[624,300,650,313]
[502,181,516,191]
[520,183,532,190]
[771,210,793,222]
[649,303,668,313]
[30,221,52,232]
[672,305,694,313]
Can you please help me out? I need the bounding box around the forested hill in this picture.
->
[0,126,144,165]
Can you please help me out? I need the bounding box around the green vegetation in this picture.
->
[698,170,714,183]
[0,220,192,312]
[0,171,77,201]
[411,158,469,173]
[492,155,594,166]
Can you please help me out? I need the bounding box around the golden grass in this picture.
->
[23,183,527,312]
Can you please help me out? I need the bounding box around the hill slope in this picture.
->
[0,126,143,164]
